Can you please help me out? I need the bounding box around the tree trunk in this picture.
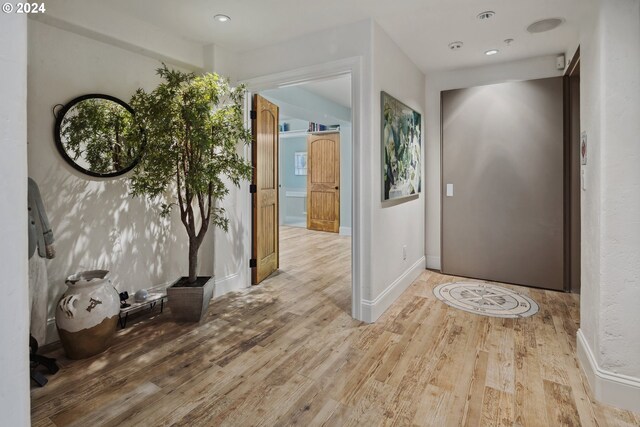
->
[188,237,199,283]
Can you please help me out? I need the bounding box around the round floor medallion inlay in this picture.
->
[433,281,539,318]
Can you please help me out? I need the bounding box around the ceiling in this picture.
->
[86,0,587,72]
[301,76,351,108]
[265,75,351,123]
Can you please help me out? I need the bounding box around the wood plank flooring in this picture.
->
[32,226,639,426]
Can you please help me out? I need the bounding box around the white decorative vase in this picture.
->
[55,270,119,359]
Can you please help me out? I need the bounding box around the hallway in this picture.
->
[30,228,637,425]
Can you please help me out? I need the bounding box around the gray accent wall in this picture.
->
[441,77,564,290]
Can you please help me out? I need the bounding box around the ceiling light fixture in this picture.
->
[504,38,514,46]
[448,41,464,50]
[485,49,499,56]
[213,14,231,23]
[526,18,564,33]
[477,11,496,20]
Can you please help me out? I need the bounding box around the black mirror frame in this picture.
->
[54,93,144,178]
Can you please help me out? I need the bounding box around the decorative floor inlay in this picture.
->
[433,281,539,318]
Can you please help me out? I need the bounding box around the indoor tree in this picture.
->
[129,65,252,285]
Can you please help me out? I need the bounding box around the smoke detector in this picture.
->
[448,41,464,51]
[527,18,564,33]
[477,11,496,20]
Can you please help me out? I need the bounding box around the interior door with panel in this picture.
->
[441,77,564,291]
[307,132,340,233]
[251,94,279,285]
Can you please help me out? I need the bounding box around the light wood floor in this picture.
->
[32,226,639,426]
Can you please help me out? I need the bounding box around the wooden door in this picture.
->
[251,94,279,285]
[307,132,340,233]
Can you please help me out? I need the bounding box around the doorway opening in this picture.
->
[247,73,354,317]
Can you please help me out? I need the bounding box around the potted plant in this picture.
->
[129,65,252,322]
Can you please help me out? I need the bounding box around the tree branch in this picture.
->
[186,198,195,239]
[176,155,187,227]
[205,181,213,223]
[197,192,206,228]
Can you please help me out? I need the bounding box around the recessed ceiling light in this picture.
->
[504,38,514,46]
[485,49,499,56]
[448,41,464,50]
[213,14,231,23]
[526,18,564,33]
[477,11,496,20]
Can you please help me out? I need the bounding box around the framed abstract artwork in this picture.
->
[381,91,422,201]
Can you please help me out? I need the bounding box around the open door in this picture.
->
[251,94,279,285]
[307,132,340,233]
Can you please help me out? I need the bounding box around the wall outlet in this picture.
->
[402,245,407,261]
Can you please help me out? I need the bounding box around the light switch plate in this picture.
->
[446,184,454,197]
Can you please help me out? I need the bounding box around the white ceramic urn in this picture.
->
[55,270,120,359]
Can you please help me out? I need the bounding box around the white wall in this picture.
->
[424,55,564,270]
[366,23,426,315]
[577,2,602,389]
[576,0,640,412]
[27,20,214,343]
[204,43,238,81]
[0,13,30,427]
[201,45,253,298]
[235,20,372,82]
[32,1,204,70]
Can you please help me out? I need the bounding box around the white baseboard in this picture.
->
[339,226,352,236]
[426,255,441,270]
[213,271,248,298]
[576,328,640,413]
[284,216,306,226]
[360,256,425,323]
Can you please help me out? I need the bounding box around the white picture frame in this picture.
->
[294,152,307,176]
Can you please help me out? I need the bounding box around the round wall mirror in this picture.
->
[54,94,143,178]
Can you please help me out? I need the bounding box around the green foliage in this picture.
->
[128,64,253,282]
[61,99,139,173]
[382,94,422,200]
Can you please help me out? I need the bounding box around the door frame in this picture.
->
[241,56,363,321]
[564,46,581,293]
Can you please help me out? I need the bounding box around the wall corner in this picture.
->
[577,329,640,413]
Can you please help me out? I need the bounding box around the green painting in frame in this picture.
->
[381,91,422,201]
